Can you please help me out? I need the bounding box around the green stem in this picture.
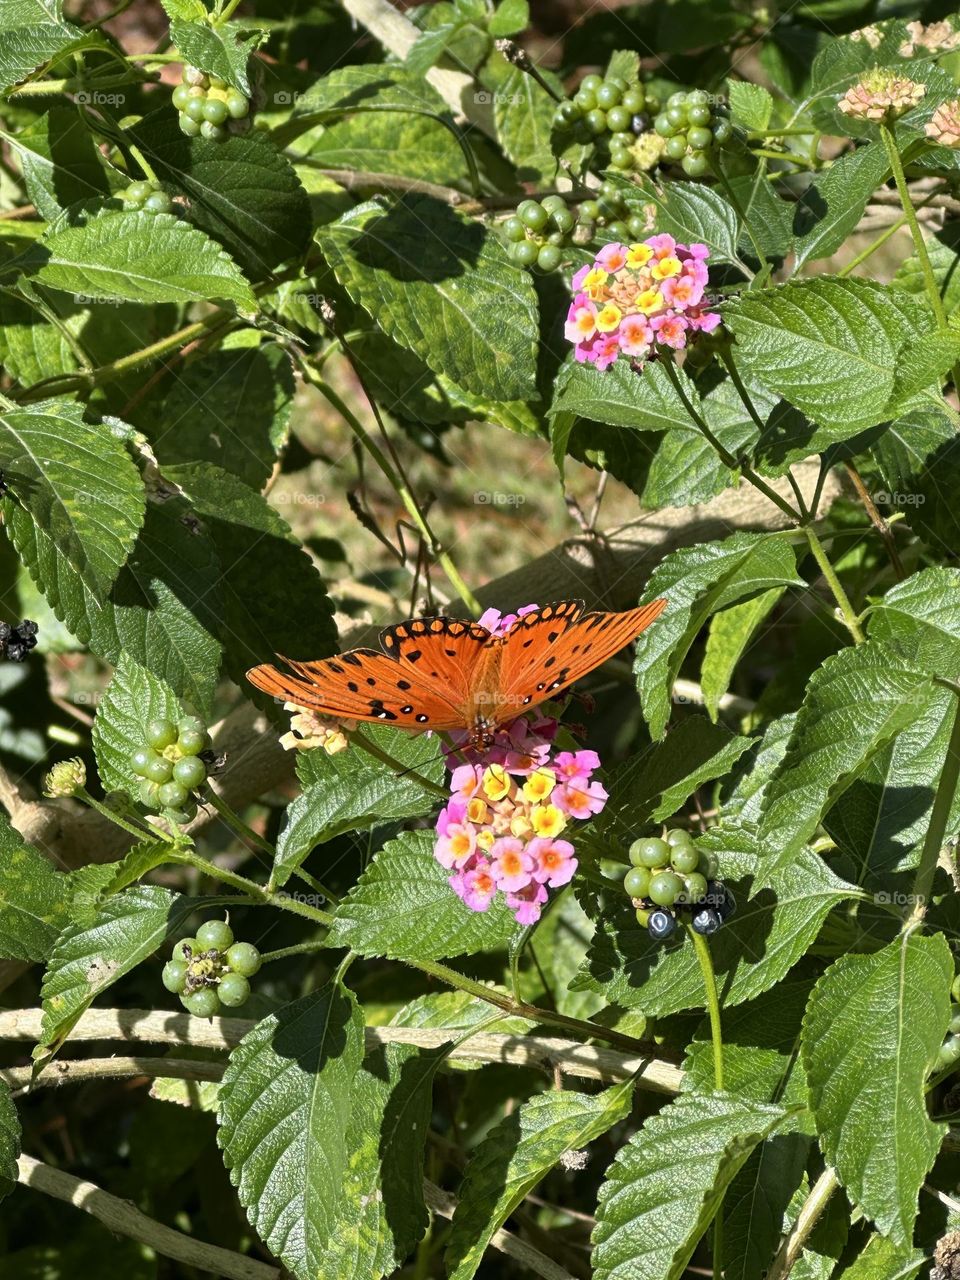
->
[750,147,816,168]
[216,0,246,22]
[710,157,769,275]
[77,789,173,843]
[689,925,724,1280]
[804,526,865,644]
[204,788,274,857]
[125,142,159,187]
[661,358,800,523]
[879,126,947,326]
[305,367,481,615]
[260,938,328,965]
[908,685,960,924]
[349,730,449,799]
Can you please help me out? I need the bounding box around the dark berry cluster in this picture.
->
[553,73,660,171]
[577,181,648,245]
[119,180,173,215]
[0,619,38,663]
[163,918,261,1017]
[502,196,578,272]
[130,716,210,823]
[172,65,251,141]
[654,90,733,177]
[622,829,735,943]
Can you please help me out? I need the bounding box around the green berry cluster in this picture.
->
[172,64,251,141]
[578,181,648,245]
[119,179,173,215]
[163,918,261,1017]
[553,73,660,171]
[653,90,733,177]
[621,829,735,944]
[936,973,960,1072]
[502,196,577,272]
[130,716,210,823]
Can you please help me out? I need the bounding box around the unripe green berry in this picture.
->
[574,88,597,112]
[665,134,688,160]
[218,971,251,1007]
[687,89,710,107]
[712,119,733,146]
[667,91,688,108]
[145,718,177,749]
[670,844,700,874]
[654,113,675,137]
[183,96,207,123]
[560,99,581,122]
[512,239,539,267]
[536,244,562,272]
[624,866,651,899]
[144,756,173,784]
[173,755,206,789]
[549,206,575,234]
[610,148,634,170]
[144,191,172,214]
[666,104,688,128]
[950,1005,960,1035]
[177,725,209,756]
[139,779,160,808]
[162,959,188,993]
[202,97,229,125]
[606,105,632,133]
[648,870,685,907]
[682,150,710,177]
[579,199,600,222]
[226,942,262,977]
[621,86,645,113]
[173,936,199,962]
[596,81,622,110]
[503,215,526,242]
[172,84,192,111]
[606,220,629,240]
[182,987,220,1017]
[226,91,250,119]
[209,75,228,90]
[200,121,227,141]
[579,74,603,94]
[630,837,671,869]
[540,194,566,214]
[683,871,708,903]
[158,780,189,809]
[688,104,712,127]
[196,918,234,951]
[517,199,548,231]
[131,745,159,777]
[585,108,607,135]
[627,214,647,237]
[687,125,713,150]
[179,113,202,137]
[666,828,695,849]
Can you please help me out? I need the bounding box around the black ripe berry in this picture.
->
[692,906,722,935]
[648,909,677,941]
[0,619,38,662]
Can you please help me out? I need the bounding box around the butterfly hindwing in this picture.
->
[497,599,668,718]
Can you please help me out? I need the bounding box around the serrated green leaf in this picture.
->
[168,17,265,96]
[32,209,255,309]
[893,225,960,318]
[91,654,181,794]
[217,982,366,1280]
[130,112,311,282]
[793,143,888,269]
[0,290,77,387]
[576,841,853,1016]
[272,728,443,888]
[701,588,783,721]
[0,398,144,599]
[317,195,539,401]
[726,278,952,436]
[802,932,952,1244]
[727,81,773,131]
[447,1081,635,1280]
[284,62,447,128]
[871,408,960,558]
[729,172,795,262]
[632,531,803,739]
[490,59,557,182]
[0,19,100,93]
[159,462,335,698]
[326,830,517,961]
[724,713,797,826]
[592,1092,787,1280]
[4,105,110,220]
[627,175,743,267]
[758,642,934,878]
[0,811,72,962]
[149,336,293,489]
[99,840,182,896]
[722,1135,810,1280]
[869,566,960,673]
[489,0,528,36]
[38,885,194,1054]
[0,1079,19,1204]
[12,485,223,714]
[834,1233,925,1280]
[305,109,468,186]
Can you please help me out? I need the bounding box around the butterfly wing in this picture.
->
[246,615,492,731]
[496,598,667,719]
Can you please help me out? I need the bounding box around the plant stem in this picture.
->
[125,142,159,186]
[767,1168,839,1280]
[204,788,275,857]
[803,526,865,643]
[305,365,480,615]
[842,460,904,580]
[76,789,173,843]
[662,358,800,523]
[259,938,328,965]
[216,0,246,22]
[710,157,769,275]
[689,926,724,1280]
[908,686,960,925]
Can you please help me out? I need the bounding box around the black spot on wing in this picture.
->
[341,653,363,667]
[397,679,411,691]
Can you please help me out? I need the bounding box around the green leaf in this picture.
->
[833,1234,926,1280]
[217,982,366,1280]
[98,839,182,897]
[284,62,448,130]
[272,728,443,888]
[6,104,110,220]
[868,566,960,674]
[161,461,336,695]
[725,278,955,436]
[701,588,784,721]
[38,885,194,1053]
[149,335,293,489]
[0,1078,19,1204]
[447,1081,635,1280]
[727,81,773,131]
[802,932,952,1244]
[893,225,960,318]
[792,143,888,270]
[130,113,311,282]
[317,195,539,401]
[488,57,557,182]
[592,1092,787,1280]
[489,0,528,36]
[0,398,144,598]
[724,713,797,826]
[632,531,803,739]
[0,290,77,387]
[550,356,693,433]
[167,17,265,96]
[722,1135,810,1280]
[12,483,224,714]
[872,408,960,557]
[0,19,100,94]
[325,830,517,961]
[758,641,934,877]
[0,811,72,962]
[32,209,255,310]
[627,175,742,266]
[576,839,854,1016]
[305,109,468,186]
[91,653,181,795]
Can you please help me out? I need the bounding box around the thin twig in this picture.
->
[843,461,905,580]
[766,1167,839,1280]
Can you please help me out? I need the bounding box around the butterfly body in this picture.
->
[247,598,667,751]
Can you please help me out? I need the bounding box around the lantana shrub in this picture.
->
[5,2,960,1278]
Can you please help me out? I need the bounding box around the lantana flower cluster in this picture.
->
[565,234,721,372]
[434,605,608,926]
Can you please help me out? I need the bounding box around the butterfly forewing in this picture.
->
[496,598,668,718]
[246,615,491,730]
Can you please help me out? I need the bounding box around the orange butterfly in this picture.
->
[247,598,667,751]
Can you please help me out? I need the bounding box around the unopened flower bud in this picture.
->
[43,757,86,798]
[838,70,925,123]
[926,99,960,149]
